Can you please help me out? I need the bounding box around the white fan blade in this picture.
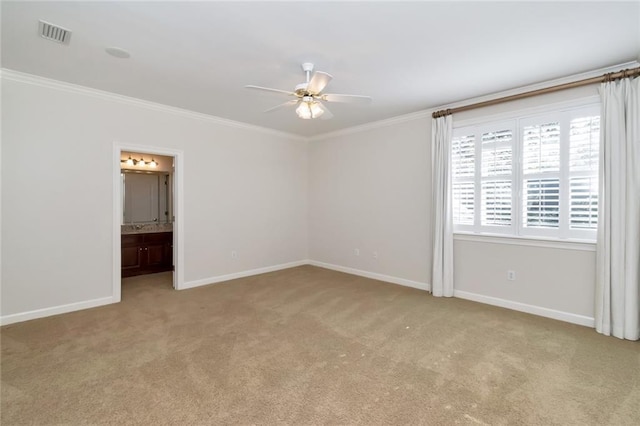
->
[245,85,295,96]
[264,99,299,113]
[318,102,334,120]
[306,71,333,95]
[322,93,372,103]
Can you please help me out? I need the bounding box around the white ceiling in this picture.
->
[2,1,639,137]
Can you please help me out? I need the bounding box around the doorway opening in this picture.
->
[113,144,184,302]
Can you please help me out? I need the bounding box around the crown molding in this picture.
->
[308,60,640,142]
[309,110,431,142]
[0,68,307,142]
[4,61,638,144]
[433,60,640,112]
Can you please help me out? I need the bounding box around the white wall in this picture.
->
[308,115,431,288]
[453,238,595,320]
[1,72,308,320]
[308,85,600,325]
[0,69,606,327]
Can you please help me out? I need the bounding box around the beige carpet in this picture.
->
[1,266,639,425]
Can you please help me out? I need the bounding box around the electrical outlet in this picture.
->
[354,248,360,256]
[507,270,516,281]
[231,250,238,259]
[373,251,378,259]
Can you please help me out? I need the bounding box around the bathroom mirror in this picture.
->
[121,171,172,224]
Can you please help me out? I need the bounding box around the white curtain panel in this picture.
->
[596,77,640,341]
[431,115,454,297]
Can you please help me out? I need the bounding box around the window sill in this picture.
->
[453,232,596,252]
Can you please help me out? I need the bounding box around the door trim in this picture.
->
[113,142,185,302]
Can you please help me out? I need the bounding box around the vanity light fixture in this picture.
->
[120,156,159,168]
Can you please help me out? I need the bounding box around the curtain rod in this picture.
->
[432,67,640,119]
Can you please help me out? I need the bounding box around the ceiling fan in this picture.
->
[245,63,372,120]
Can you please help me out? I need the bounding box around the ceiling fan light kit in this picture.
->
[296,96,324,119]
[245,63,371,120]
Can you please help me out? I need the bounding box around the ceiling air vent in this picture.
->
[38,20,71,44]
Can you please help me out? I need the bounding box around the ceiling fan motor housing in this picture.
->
[294,83,309,97]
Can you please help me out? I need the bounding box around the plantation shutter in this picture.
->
[480,129,512,227]
[569,115,600,230]
[522,121,561,229]
[452,133,476,226]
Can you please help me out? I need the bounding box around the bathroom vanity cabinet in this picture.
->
[121,232,173,277]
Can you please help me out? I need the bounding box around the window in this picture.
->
[451,104,600,241]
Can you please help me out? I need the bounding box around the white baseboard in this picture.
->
[0,296,116,326]
[453,290,595,327]
[1,261,592,330]
[1,261,309,326]
[308,260,430,292]
[180,260,309,290]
